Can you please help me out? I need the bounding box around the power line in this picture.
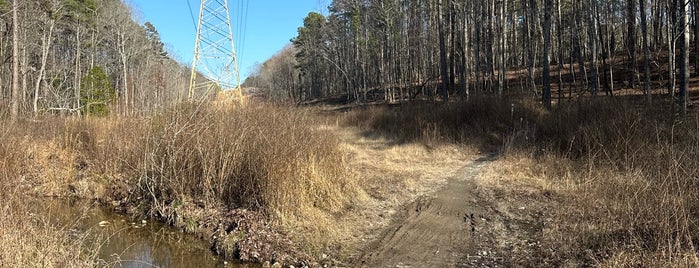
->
[239,0,249,66]
[186,0,198,32]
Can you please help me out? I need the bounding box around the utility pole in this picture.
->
[189,0,243,104]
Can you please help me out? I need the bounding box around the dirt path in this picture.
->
[357,155,499,268]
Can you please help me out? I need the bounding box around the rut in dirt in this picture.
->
[358,155,498,268]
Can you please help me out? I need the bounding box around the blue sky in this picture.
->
[126,0,328,81]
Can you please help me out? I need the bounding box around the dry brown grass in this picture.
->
[338,127,470,199]
[342,98,699,266]
[0,123,103,267]
[0,197,105,267]
[528,101,699,266]
[124,102,357,221]
[40,102,362,256]
[0,101,365,263]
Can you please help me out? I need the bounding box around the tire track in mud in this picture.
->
[358,155,498,268]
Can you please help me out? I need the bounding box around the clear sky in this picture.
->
[126,0,328,81]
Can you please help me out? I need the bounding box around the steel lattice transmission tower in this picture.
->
[189,0,243,103]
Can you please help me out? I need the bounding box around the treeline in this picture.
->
[0,0,201,118]
[246,0,695,112]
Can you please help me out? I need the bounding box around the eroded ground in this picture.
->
[337,124,558,267]
[358,155,495,267]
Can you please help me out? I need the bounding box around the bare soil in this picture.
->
[343,134,558,267]
[357,155,498,267]
[330,126,473,261]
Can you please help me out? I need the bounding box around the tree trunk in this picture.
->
[21,29,28,110]
[437,0,449,102]
[668,1,676,98]
[653,0,663,49]
[74,24,82,116]
[640,0,652,102]
[543,0,552,108]
[10,0,20,121]
[680,0,690,115]
[601,4,614,96]
[694,0,699,75]
[486,0,495,93]
[498,0,507,95]
[448,3,457,93]
[627,0,637,88]
[526,0,537,95]
[34,19,55,115]
[575,0,589,91]
[461,2,470,100]
[557,0,564,101]
[588,0,600,96]
[475,16,482,95]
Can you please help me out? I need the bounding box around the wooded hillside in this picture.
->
[0,0,200,118]
[246,0,697,114]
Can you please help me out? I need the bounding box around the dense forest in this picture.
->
[0,0,204,119]
[245,0,697,113]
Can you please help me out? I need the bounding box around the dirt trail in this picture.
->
[358,155,498,268]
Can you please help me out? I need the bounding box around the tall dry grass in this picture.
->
[15,102,355,220]
[0,123,103,267]
[121,102,357,221]
[544,103,699,266]
[342,98,699,266]
[71,102,359,253]
[341,98,540,151]
[0,101,360,262]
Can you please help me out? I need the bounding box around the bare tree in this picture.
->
[640,0,652,102]
[437,0,449,102]
[556,0,564,101]
[627,0,637,89]
[33,0,62,115]
[498,0,508,95]
[542,0,552,108]
[10,0,19,121]
[588,0,600,96]
[695,0,699,75]
[679,0,690,115]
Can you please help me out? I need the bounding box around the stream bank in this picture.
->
[29,198,252,268]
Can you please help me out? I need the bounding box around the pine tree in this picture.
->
[80,66,114,116]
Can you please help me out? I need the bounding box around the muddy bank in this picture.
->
[28,181,317,267]
[28,198,241,267]
[95,188,316,267]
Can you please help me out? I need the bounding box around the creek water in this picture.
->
[31,199,253,268]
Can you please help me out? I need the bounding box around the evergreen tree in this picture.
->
[80,66,114,116]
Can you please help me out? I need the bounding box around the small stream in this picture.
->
[30,199,253,268]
